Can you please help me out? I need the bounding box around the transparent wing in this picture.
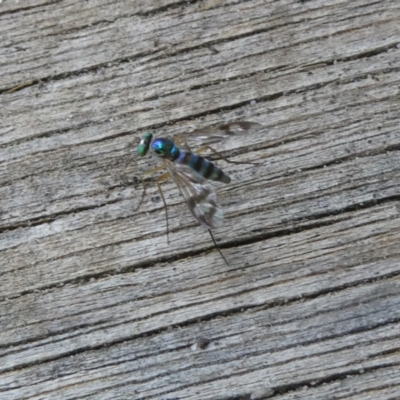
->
[174,120,262,145]
[163,159,224,229]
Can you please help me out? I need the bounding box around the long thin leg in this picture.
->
[195,145,260,166]
[135,167,172,244]
[155,175,229,258]
[154,176,230,261]
[136,163,229,259]
[181,139,259,166]
[155,172,170,244]
[134,165,167,212]
[208,229,229,266]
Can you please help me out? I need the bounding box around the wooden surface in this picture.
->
[1,0,400,399]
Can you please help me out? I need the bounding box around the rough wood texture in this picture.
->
[1,0,400,399]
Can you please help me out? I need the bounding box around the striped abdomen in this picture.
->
[176,150,231,183]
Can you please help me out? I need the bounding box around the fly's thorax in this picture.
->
[151,138,180,161]
[178,150,231,184]
[137,132,153,156]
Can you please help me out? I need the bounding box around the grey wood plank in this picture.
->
[1,0,400,399]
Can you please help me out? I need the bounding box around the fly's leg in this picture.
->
[207,229,229,267]
[155,172,171,244]
[179,138,259,166]
[135,167,172,244]
[134,165,165,212]
[194,145,260,166]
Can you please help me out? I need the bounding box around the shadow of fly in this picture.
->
[136,121,262,265]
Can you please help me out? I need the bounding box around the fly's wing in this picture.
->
[174,121,263,145]
[163,160,224,229]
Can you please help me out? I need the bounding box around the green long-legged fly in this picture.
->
[136,121,262,264]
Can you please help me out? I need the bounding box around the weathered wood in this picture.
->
[1,0,400,399]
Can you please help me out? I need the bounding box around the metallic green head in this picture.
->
[137,132,153,156]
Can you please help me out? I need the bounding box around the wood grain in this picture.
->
[1,0,400,399]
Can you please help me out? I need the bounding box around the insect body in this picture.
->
[152,138,231,184]
[138,135,230,229]
[136,121,262,264]
[137,121,262,230]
